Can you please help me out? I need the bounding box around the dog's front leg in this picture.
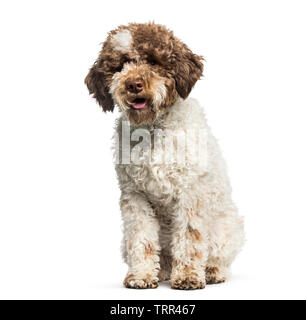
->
[120,192,160,289]
[170,201,208,290]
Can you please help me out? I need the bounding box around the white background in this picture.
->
[0,0,306,300]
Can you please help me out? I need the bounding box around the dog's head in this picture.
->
[85,22,204,125]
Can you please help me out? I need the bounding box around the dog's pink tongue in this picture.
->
[132,100,147,109]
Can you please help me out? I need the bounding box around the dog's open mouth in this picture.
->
[131,98,148,110]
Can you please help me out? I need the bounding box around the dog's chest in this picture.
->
[124,162,183,203]
[120,132,201,204]
[115,100,208,204]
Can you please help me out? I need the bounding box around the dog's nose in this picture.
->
[126,79,143,93]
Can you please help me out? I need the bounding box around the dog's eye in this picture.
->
[110,64,122,73]
[148,59,157,66]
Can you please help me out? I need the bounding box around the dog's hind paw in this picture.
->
[171,276,206,290]
[205,266,227,284]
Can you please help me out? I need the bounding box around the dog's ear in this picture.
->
[173,45,204,99]
[85,59,114,112]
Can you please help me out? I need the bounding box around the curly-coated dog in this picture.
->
[85,22,244,290]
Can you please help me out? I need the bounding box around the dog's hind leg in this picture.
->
[206,206,244,284]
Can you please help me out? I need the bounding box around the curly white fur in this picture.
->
[115,97,244,289]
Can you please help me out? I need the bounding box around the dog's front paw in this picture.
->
[123,273,158,289]
[171,276,206,290]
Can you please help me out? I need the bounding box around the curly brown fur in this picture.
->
[85,22,204,124]
[205,267,226,284]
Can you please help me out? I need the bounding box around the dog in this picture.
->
[85,22,244,290]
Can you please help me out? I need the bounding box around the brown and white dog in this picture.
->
[85,22,244,290]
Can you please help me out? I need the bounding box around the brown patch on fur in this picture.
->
[85,22,203,124]
[129,22,203,100]
[186,199,204,218]
[191,251,203,260]
[171,262,205,290]
[206,266,219,274]
[205,267,226,285]
[186,208,195,218]
[171,258,179,269]
[144,242,156,258]
[85,59,115,112]
[196,198,204,211]
[120,199,129,209]
[85,25,131,112]
[123,273,135,287]
[183,265,198,276]
[127,240,133,251]
[123,273,158,289]
[187,226,203,242]
[171,276,205,290]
